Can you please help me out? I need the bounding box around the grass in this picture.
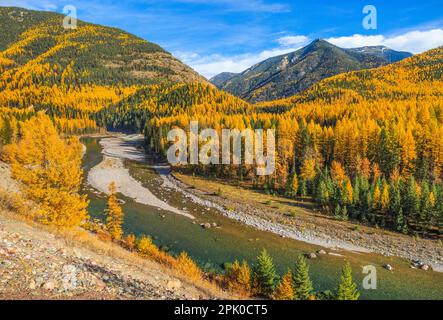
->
[174,172,314,217]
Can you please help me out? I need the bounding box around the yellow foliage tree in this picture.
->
[137,235,160,257]
[224,260,251,295]
[105,182,124,240]
[331,161,346,185]
[175,251,203,281]
[6,112,88,228]
[300,159,316,181]
[381,183,390,210]
[273,270,294,300]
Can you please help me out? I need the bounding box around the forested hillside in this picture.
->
[0,7,208,143]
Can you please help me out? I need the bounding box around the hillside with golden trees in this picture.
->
[0,6,208,142]
[144,47,443,237]
[1,6,442,238]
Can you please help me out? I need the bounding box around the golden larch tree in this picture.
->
[105,181,124,240]
[273,269,294,300]
[6,112,88,228]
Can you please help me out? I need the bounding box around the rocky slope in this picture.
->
[212,40,412,102]
[0,209,223,299]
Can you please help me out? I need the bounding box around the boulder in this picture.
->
[42,280,57,291]
[420,264,430,271]
[317,249,327,255]
[383,264,393,271]
[166,280,182,290]
[307,253,317,259]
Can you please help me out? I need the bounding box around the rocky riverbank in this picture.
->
[87,136,194,219]
[170,172,443,272]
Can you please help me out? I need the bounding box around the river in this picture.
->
[81,136,443,300]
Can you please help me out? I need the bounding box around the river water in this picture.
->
[82,137,443,300]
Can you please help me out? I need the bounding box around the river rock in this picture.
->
[166,279,182,290]
[29,279,37,290]
[42,280,57,291]
[201,223,211,229]
[211,222,218,228]
[383,264,393,271]
[307,253,317,259]
[317,249,327,255]
[420,264,430,271]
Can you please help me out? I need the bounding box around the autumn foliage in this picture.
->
[5,112,88,227]
[105,182,124,241]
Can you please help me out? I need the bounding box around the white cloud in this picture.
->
[177,45,305,79]
[183,28,443,79]
[277,35,309,47]
[326,29,443,54]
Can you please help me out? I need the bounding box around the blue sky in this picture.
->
[2,0,443,78]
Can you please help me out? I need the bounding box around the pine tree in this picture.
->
[252,249,278,298]
[273,269,294,300]
[106,182,124,240]
[336,263,360,300]
[292,255,313,300]
[285,173,298,198]
[395,209,408,234]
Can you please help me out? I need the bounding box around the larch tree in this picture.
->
[224,260,251,295]
[273,269,294,300]
[106,181,124,240]
[6,112,88,228]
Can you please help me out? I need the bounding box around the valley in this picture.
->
[81,134,443,299]
[1,5,442,301]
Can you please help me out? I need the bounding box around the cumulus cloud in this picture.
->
[181,28,443,79]
[277,35,309,47]
[177,45,305,79]
[326,29,443,53]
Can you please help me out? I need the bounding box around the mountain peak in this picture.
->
[211,40,412,102]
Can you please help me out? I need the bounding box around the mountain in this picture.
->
[209,72,237,87]
[212,39,412,102]
[0,7,208,88]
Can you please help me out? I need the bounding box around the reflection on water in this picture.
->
[81,137,443,300]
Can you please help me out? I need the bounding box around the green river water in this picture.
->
[82,137,443,300]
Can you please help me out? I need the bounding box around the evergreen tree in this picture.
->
[252,249,278,298]
[336,263,360,300]
[285,173,299,198]
[395,209,408,234]
[292,255,313,300]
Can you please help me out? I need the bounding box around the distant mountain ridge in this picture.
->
[211,39,412,102]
